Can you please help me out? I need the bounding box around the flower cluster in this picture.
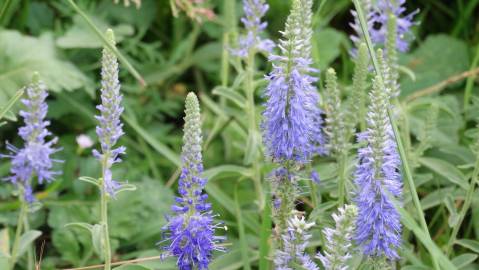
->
[323,68,348,157]
[350,0,417,53]
[163,93,224,270]
[3,74,60,203]
[92,29,126,196]
[349,0,374,55]
[373,0,418,53]
[234,0,275,58]
[262,0,325,164]
[274,215,319,270]
[354,75,402,259]
[317,205,358,270]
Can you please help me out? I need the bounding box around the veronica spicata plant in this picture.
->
[354,73,402,261]
[317,204,358,270]
[262,0,325,245]
[162,92,225,270]
[3,73,60,270]
[71,29,133,270]
[274,215,319,270]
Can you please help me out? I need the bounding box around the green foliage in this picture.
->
[1,0,479,269]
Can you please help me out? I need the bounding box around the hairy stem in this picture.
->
[100,158,112,270]
[9,188,27,270]
[351,1,441,269]
[337,152,348,206]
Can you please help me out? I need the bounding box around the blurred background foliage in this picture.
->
[0,0,478,269]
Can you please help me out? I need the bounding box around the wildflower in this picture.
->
[234,0,275,58]
[262,0,325,164]
[163,93,225,270]
[372,0,418,53]
[2,73,60,203]
[274,215,319,270]
[92,29,125,196]
[170,0,215,22]
[350,0,417,54]
[76,134,94,149]
[354,75,402,260]
[317,205,358,270]
[323,68,348,157]
[348,42,369,132]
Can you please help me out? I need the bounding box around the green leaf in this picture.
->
[456,239,479,253]
[212,86,246,109]
[210,248,259,270]
[203,165,252,180]
[419,157,469,190]
[0,88,23,121]
[91,224,104,259]
[313,27,347,70]
[57,14,133,48]
[116,183,137,194]
[0,30,91,111]
[18,230,41,258]
[78,176,100,187]
[452,253,478,268]
[0,229,9,258]
[401,35,469,96]
[65,222,93,232]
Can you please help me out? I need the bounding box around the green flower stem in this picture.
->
[8,187,27,270]
[23,215,34,270]
[245,50,265,210]
[463,43,479,110]
[100,158,112,270]
[337,152,348,206]
[446,158,479,255]
[351,1,440,269]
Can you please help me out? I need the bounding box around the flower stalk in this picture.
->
[351,1,439,269]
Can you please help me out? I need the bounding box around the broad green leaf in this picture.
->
[0,88,23,121]
[57,15,133,48]
[0,30,91,111]
[456,239,479,253]
[313,27,347,70]
[91,224,104,259]
[452,253,478,268]
[18,230,41,258]
[401,35,469,96]
[419,157,468,190]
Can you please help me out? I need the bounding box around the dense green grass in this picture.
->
[0,0,479,269]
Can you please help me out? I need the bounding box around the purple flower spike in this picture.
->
[92,29,125,196]
[163,93,225,270]
[262,0,325,164]
[373,0,418,53]
[3,73,60,203]
[350,0,417,54]
[354,75,402,260]
[234,0,275,58]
